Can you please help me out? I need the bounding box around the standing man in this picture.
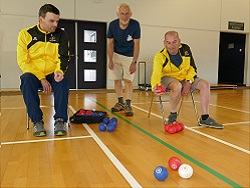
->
[107,3,141,116]
[17,4,70,136]
[151,31,223,129]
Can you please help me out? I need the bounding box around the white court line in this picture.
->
[189,101,249,114]
[132,104,250,155]
[209,103,250,114]
[71,106,142,188]
[189,121,250,128]
[2,106,54,110]
[1,135,93,145]
[223,121,250,126]
[83,123,142,188]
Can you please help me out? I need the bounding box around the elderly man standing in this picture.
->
[107,3,141,116]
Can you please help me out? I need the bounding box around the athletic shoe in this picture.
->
[111,103,124,112]
[54,118,67,136]
[33,120,46,137]
[199,117,224,129]
[124,105,134,116]
[167,113,177,124]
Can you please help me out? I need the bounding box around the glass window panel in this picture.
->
[84,50,97,62]
[84,69,96,82]
[84,30,97,43]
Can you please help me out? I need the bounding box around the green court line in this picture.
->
[91,99,243,188]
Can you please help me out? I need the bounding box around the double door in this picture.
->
[59,19,107,89]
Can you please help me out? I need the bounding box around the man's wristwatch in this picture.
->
[187,80,192,84]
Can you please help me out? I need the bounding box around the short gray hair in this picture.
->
[116,3,131,14]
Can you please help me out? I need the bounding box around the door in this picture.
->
[58,19,76,89]
[77,21,107,89]
[218,32,246,86]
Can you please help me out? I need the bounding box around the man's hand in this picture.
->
[108,60,114,70]
[54,71,64,82]
[41,79,52,95]
[181,81,191,96]
[154,84,165,96]
[129,62,137,74]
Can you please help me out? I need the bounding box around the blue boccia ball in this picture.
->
[107,123,115,132]
[154,166,168,181]
[110,117,118,128]
[103,117,110,124]
[98,123,106,131]
[110,117,118,123]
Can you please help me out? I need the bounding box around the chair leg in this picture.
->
[159,96,167,125]
[191,92,200,125]
[67,105,70,127]
[26,110,30,129]
[148,93,155,118]
[177,97,184,116]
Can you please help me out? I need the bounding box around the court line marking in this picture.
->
[91,99,243,188]
[82,123,142,188]
[2,107,142,186]
[2,105,141,186]
[1,135,93,145]
[2,106,55,110]
[132,105,250,154]
[69,107,142,188]
[133,100,250,114]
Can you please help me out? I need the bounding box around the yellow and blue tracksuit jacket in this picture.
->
[17,24,69,80]
[151,43,197,91]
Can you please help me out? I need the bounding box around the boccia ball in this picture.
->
[112,121,118,128]
[168,157,182,170]
[98,123,106,131]
[179,123,185,131]
[154,166,168,181]
[77,109,85,116]
[85,110,93,116]
[175,123,182,132]
[164,124,171,132]
[178,164,193,179]
[156,85,165,93]
[110,117,118,123]
[168,125,176,134]
[173,121,183,132]
[107,123,115,132]
[103,117,110,124]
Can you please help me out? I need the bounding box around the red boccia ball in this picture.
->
[168,157,182,170]
[164,124,171,132]
[178,123,185,131]
[168,125,176,134]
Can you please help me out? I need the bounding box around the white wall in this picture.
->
[0,0,249,90]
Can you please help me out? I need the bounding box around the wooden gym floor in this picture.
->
[1,88,249,188]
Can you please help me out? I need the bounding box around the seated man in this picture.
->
[151,31,223,129]
[17,4,70,136]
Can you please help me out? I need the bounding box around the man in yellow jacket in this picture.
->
[17,4,70,136]
[151,31,223,129]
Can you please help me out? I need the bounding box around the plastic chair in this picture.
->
[148,90,199,125]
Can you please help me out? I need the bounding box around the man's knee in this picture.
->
[20,73,37,82]
[197,79,210,90]
[20,73,39,89]
[54,77,69,92]
[124,79,132,84]
[169,81,182,92]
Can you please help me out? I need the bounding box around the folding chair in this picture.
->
[148,90,199,125]
[26,89,70,129]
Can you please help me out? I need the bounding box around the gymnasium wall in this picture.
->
[0,0,249,90]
